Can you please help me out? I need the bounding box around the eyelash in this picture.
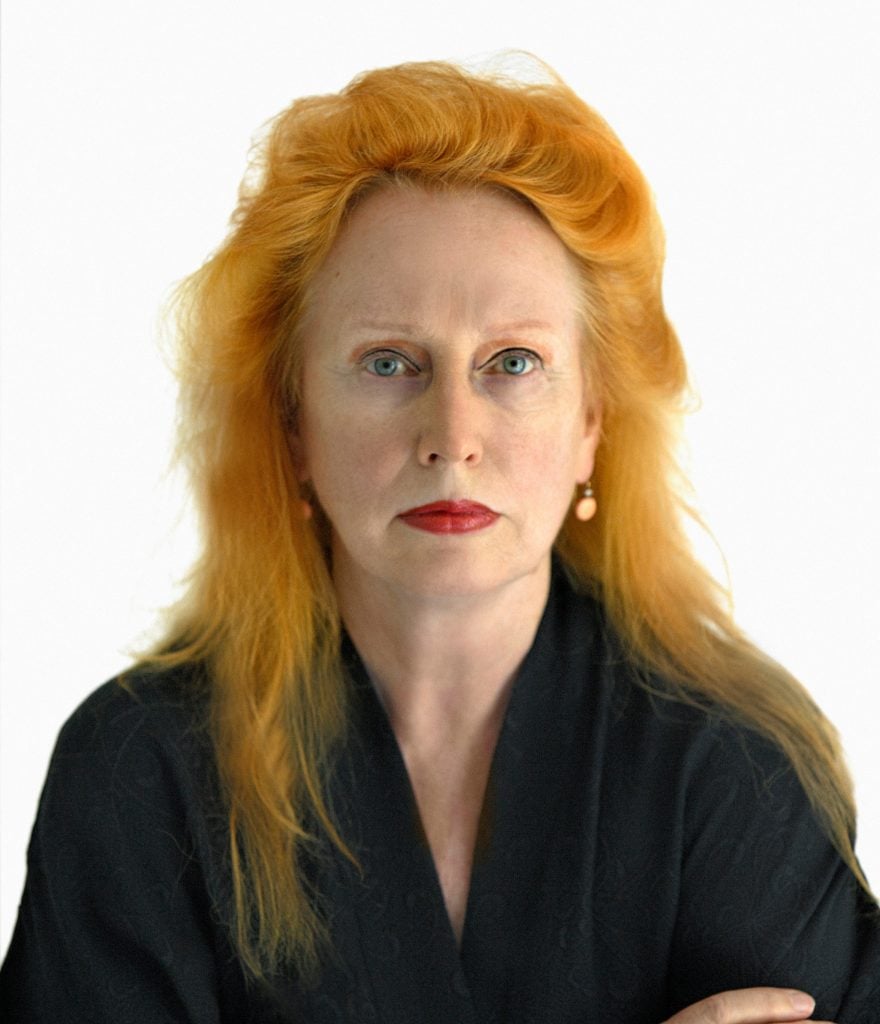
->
[363,351,418,377]
[362,348,542,378]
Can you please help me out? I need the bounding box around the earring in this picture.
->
[574,481,597,522]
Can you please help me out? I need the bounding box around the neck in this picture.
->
[334,552,551,744]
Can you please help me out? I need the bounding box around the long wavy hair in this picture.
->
[151,56,870,979]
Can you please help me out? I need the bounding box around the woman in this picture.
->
[1,58,877,1023]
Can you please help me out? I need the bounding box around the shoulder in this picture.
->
[549,568,813,825]
[553,567,793,753]
[54,661,211,762]
[3,666,254,1023]
[28,662,230,939]
[604,659,810,839]
[39,663,219,849]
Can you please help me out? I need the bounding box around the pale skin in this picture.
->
[292,185,832,1023]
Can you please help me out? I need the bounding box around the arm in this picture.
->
[0,679,248,1023]
[666,987,830,1023]
[667,722,880,1022]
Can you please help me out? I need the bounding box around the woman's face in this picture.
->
[293,185,600,603]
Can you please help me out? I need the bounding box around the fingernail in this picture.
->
[789,991,815,1015]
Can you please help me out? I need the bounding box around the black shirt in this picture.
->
[3,572,879,1022]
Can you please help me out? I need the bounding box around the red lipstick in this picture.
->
[398,500,499,534]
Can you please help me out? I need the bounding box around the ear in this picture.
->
[575,400,602,485]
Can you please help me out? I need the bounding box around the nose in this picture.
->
[416,374,484,467]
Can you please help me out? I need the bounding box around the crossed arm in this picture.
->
[667,987,831,1024]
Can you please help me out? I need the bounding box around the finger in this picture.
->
[664,987,816,1023]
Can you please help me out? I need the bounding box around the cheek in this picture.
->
[501,421,585,509]
[305,406,404,507]
[508,411,589,474]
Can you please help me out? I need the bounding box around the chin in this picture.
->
[331,524,554,604]
[387,548,549,602]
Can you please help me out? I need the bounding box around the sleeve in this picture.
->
[666,721,880,1023]
[0,682,247,1024]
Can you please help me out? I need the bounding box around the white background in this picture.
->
[1,0,878,958]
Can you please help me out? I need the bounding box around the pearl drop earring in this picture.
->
[575,481,597,522]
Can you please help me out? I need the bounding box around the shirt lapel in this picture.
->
[335,639,481,1024]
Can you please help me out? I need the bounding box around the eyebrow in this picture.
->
[348,318,559,336]
[348,319,420,335]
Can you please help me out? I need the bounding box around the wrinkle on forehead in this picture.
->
[289,183,598,409]
[308,187,582,335]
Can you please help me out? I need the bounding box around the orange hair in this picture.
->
[149,56,870,978]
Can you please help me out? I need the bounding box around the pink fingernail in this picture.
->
[789,992,815,1015]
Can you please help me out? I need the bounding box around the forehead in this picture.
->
[306,185,582,332]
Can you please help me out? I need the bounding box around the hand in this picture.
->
[663,987,834,1023]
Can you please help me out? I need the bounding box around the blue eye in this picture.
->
[497,351,538,375]
[363,350,418,377]
[368,356,403,376]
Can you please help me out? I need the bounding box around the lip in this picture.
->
[397,500,500,534]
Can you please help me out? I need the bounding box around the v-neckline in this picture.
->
[335,568,580,1019]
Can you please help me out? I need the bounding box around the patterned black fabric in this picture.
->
[3,572,879,1022]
